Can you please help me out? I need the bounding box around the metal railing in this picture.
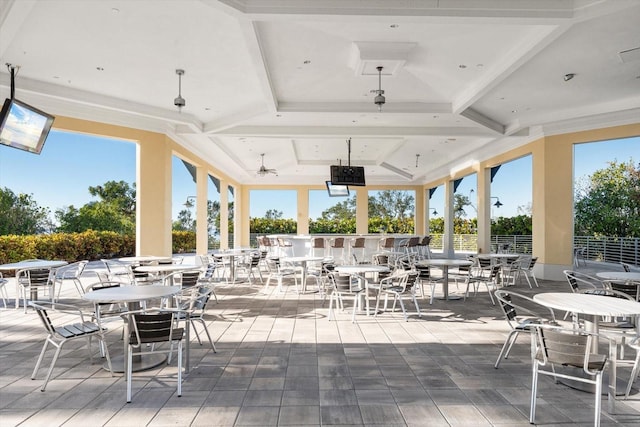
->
[574,235,639,266]
[428,234,638,265]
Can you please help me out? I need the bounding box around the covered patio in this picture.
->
[1,260,639,426]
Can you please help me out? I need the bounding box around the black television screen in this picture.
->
[0,98,55,154]
[325,180,350,197]
[330,165,366,186]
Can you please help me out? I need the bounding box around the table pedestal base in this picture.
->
[104,354,167,373]
[435,294,463,300]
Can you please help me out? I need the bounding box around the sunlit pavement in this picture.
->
[1,258,639,426]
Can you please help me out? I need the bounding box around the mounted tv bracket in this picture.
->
[6,63,19,99]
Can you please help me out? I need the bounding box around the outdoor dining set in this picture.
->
[0,238,639,425]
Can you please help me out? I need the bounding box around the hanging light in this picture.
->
[372,66,386,111]
[415,154,420,168]
[174,69,186,111]
[492,197,503,208]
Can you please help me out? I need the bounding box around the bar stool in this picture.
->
[311,237,326,257]
[350,237,366,264]
[329,237,345,263]
[378,237,395,252]
[417,235,432,258]
[277,237,293,257]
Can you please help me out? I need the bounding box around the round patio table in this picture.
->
[83,285,182,372]
[414,258,473,300]
[0,259,68,308]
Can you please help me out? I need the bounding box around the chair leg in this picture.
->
[625,352,640,399]
[127,345,133,402]
[193,318,217,352]
[41,343,64,392]
[494,330,519,368]
[177,341,183,397]
[529,364,538,424]
[31,338,50,380]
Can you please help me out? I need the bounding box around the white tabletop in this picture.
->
[0,259,68,271]
[83,285,181,303]
[334,264,390,274]
[213,249,254,257]
[476,253,520,258]
[596,272,640,282]
[415,259,473,268]
[134,265,201,274]
[118,256,173,263]
[534,292,640,317]
[283,256,325,263]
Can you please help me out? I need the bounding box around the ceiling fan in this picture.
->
[257,153,278,176]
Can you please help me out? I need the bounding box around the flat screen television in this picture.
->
[325,180,350,197]
[0,98,55,154]
[330,165,366,186]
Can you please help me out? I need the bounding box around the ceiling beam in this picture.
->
[277,101,451,114]
[212,125,496,138]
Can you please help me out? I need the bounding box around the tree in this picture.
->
[454,193,474,218]
[264,209,283,220]
[368,190,414,219]
[0,187,52,235]
[56,180,136,234]
[574,160,640,237]
[320,197,356,221]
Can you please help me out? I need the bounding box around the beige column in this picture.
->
[219,181,229,249]
[531,136,574,280]
[231,184,240,249]
[443,180,455,257]
[476,166,491,254]
[424,189,431,235]
[136,134,173,256]
[297,188,310,234]
[195,167,208,254]
[355,187,368,234]
[414,186,425,235]
[240,185,250,248]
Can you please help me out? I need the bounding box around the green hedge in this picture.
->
[0,230,196,265]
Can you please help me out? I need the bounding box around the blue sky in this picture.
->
[0,130,638,224]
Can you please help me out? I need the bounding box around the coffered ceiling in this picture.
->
[1,0,639,185]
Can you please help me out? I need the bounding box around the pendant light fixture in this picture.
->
[174,69,185,111]
[372,66,386,111]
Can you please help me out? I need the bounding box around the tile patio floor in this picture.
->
[1,261,640,426]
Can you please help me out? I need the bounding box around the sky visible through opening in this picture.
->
[0,130,637,225]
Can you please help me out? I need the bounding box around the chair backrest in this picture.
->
[563,270,598,292]
[180,270,202,288]
[620,262,632,272]
[312,237,325,249]
[352,237,366,248]
[380,237,395,249]
[101,259,134,282]
[478,257,492,268]
[331,237,345,248]
[373,254,389,266]
[29,268,53,286]
[55,260,88,279]
[534,327,605,373]
[419,235,431,246]
[408,236,419,247]
[488,264,501,279]
[131,312,176,346]
[328,272,357,293]
[529,256,537,269]
[404,271,419,292]
[415,264,431,280]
